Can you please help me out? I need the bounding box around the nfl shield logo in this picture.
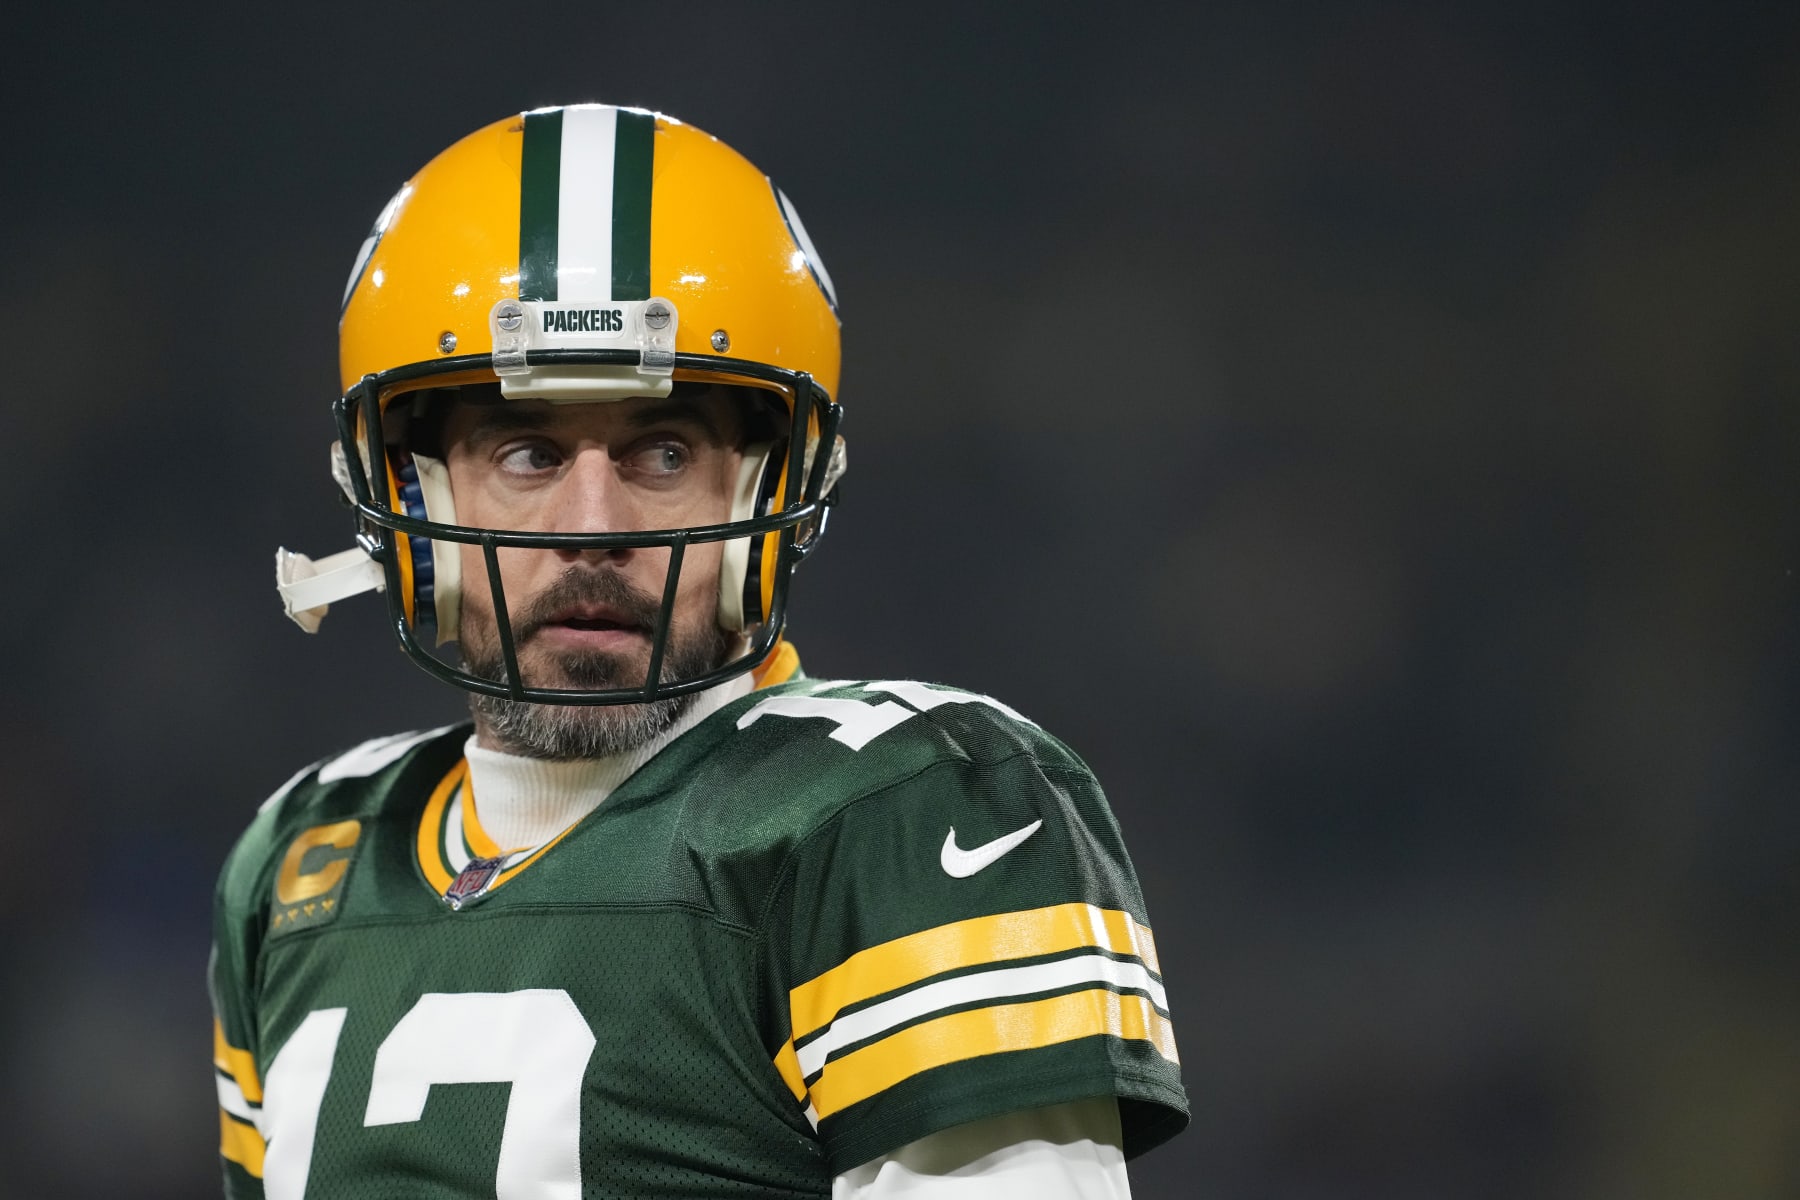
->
[444,855,507,910]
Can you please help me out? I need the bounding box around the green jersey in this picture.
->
[210,677,1187,1198]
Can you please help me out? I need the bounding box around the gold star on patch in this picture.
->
[287,909,299,922]
[303,903,316,916]
[321,898,335,911]
[271,912,284,928]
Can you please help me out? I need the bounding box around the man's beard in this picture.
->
[461,566,731,761]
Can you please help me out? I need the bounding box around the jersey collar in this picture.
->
[415,639,803,903]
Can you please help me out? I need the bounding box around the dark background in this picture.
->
[3,2,1798,1196]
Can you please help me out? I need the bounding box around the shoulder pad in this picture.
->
[665,678,1085,836]
[732,677,1055,761]
[223,725,467,904]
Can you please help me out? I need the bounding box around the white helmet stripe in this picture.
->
[553,106,619,303]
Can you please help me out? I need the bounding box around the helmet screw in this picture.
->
[437,330,458,354]
[710,329,731,353]
[493,301,524,332]
[644,301,672,331]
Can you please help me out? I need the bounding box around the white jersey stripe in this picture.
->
[318,726,456,783]
[555,105,618,302]
[795,951,1167,1079]
[444,786,471,874]
[217,1073,264,1133]
[439,780,546,894]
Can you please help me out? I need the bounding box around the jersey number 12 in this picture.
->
[261,990,597,1200]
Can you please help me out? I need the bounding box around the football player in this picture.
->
[211,104,1186,1198]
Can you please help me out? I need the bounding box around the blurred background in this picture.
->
[3,2,1797,1196]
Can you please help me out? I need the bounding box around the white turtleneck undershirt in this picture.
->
[462,670,757,852]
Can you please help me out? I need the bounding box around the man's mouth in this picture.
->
[534,605,650,641]
[504,568,663,651]
[559,615,633,632]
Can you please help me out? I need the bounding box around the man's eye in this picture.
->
[628,443,689,476]
[497,443,561,474]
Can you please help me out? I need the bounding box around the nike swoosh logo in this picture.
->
[940,819,1043,878]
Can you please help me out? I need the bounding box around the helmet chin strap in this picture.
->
[276,445,385,631]
[275,442,457,636]
[275,545,385,633]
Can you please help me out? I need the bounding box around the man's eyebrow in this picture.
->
[454,395,728,442]
[461,404,552,441]
[624,397,726,442]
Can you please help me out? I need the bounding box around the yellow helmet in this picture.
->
[275,104,846,705]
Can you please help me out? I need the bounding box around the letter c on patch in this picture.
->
[276,819,363,905]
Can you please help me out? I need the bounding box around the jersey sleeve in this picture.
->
[758,686,1188,1174]
[210,801,278,1198]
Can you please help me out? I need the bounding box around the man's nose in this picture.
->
[549,447,640,561]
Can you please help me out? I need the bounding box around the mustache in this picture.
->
[509,566,663,643]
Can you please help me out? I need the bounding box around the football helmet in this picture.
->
[276,105,846,705]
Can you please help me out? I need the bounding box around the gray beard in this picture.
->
[460,567,731,761]
[464,632,730,760]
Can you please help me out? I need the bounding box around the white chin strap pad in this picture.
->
[276,547,385,633]
[278,443,461,641]
[718,443,775,632]
[409,452,462,646]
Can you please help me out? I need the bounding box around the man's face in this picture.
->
[441,385,746,758]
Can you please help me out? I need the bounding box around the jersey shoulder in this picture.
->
[696,680,1186,1169]
[215,724,468,916]
[606,676,1109,935]
[698,675,1141,933]
[679,676,1094,832]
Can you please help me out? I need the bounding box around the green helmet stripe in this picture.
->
[518,108,564,303]
[610,109,655,301]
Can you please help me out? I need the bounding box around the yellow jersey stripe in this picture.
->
[219,1109,266,1177]
[809,986,1177,1121]
[211,1018,263,1105]
[460,777,505,858]
[490,822,581,888]
[1135,922,1161,975]
[415,760,581,897]
[772,1039,807,1104]
[789,903,1157,1040]
[415,761,465,894]
[753,639,802,688]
